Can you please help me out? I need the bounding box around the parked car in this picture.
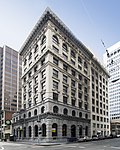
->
[92,135,99,141]
[67,137,78,142]
[117,134,120,138]
[78,136,92,142]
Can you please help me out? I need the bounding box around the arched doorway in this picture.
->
[85,126,88,136]
[34,125,38,137]
[71,125,76,137]
[62,124,67,136]
[23,127,26,138]
[79,125,83,137]
[42,124,46,137]
[52,123,58,137]
[28,126,32,137]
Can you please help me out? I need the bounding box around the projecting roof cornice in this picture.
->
[20,7,93,59]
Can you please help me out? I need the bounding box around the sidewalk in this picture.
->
[7,140,64,146]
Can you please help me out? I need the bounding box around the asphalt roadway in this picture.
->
[1,138,120,150]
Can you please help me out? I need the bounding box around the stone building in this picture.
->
[12,8,110,143]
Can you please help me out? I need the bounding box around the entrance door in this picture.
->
[71,125,76,137]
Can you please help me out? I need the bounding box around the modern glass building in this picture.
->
[103,41,120,135]
[0,45,22,140]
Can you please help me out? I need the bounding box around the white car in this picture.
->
[117,134,120,137]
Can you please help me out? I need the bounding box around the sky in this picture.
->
[0,0,120,63]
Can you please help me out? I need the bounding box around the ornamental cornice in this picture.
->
[19,7,93,60]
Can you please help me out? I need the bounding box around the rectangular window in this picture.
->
[78,56,82,64]
[53,92,58,101]
[63,85,67,94]
[53,69,58,78]
[53,57,58,66]
[34,65,38,72]
[29,81,32,89]
[53,80,58,90]
[71,89,76,97]
[28,91,32,98]
[71,50,76,58]
[41,93,45,101]
[71,69,76,76]
[71,80,75,87]
[28,72,32,77]
[63,75,67,83]
[34,86,38,94]
[63,64,68,71]
[71,59,75,65]
[92,115,95,120]
[34,76,38,84]
[79,101,82,108]
[41,58,45,65]
[41,69,46,78]
[78,84,82,90]
[53,45,59,53]
[41,81,46,90]
[63,96,67,104]
[28,52,32,60]
[71,99,75,106]
[78,92,82,99]
[62,53,68,60]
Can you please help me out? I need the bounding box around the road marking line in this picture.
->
[111,146,120,149]
[65,145,77,148]
[79,146,85,148]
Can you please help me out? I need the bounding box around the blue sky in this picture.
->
[0,0,120,63]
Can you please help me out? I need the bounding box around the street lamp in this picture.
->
[0,110,3,141]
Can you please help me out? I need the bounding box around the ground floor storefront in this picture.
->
[13,112,91,143]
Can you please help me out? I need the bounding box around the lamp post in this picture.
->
[0,110,3,141]
[37,111,42,144]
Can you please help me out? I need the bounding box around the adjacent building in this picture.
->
[90,58,110,136]
[103,41,120,135]
[12,8,110,143]
[0,45,22,140]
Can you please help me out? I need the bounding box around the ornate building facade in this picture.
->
[12,8,110,143]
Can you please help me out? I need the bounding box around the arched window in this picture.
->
[52,35,59,44]
[85,113,88,119]
[72,110,76,116]
[63,108,68,115]
[79,125,83,137]
[28,126,32,137]
[34,125,38,137]
[52,123,57,137]
[41,36,46,45]
[42,124,46,137]
[79,112,82,118]
[28,112,31,118]
[62,43,68,52]
[34,109,37,116]
[41,106,45,113]
[62,124,67,136]
[53,106,59,113]
[23,127,26,137]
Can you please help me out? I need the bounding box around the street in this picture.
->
[0,138,120,150]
